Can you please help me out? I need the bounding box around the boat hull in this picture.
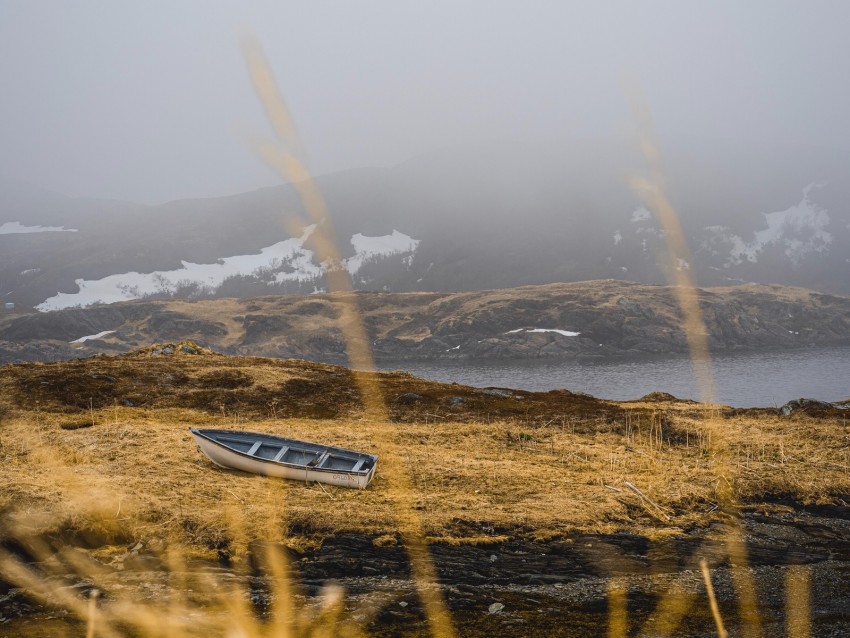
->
[190,429,377,489]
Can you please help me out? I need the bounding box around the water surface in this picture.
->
[380,346,850,408]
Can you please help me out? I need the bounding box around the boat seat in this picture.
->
[315,452,331,468]
[246,441,262,456]
[351,459,366,472]
[272,446,289,462]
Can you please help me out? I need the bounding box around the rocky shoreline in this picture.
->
[296,510,850,587]
[3,506,849,636]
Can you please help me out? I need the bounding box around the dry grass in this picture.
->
[2,365,848,557]
[2,353,849,638]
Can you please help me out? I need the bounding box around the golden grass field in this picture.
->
[1,345,849,637]
[1,346,847,553]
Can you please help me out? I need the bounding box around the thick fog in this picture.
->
[1,1,848,204]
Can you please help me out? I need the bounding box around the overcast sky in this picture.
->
[1,1,848,204]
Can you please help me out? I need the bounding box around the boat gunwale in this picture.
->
[190,428,377,476]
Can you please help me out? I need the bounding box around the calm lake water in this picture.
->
[379,346,850,408]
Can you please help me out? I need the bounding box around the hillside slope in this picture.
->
[2,280,849,364]
[3,140,850,311]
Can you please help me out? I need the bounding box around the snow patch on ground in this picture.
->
[631,207,652,223]
[727,183,832,266]
[70,330,115,343]
[37,225,320,311]
[505,328,580,337]
[0,222,78,235]
[36,227,422,312]
[527,328,581,337]
[345,230,419,275]
[613,230,622,245]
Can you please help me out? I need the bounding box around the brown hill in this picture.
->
[1,341,618,424]
[2,280,849,365]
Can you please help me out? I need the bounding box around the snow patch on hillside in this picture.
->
[36,227,422,312]
[631,207,652,223]
[345,230,419,275]
[725,184,832,266]
[70,330,115,343]
[505,328,581,337]
[527,328,581,337]
[37,225,320,311]
[0,222,78,234]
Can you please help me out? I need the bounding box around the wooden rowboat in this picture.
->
[190,428,378,489]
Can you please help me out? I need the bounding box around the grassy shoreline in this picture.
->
[2,349,849,638]
[2,350,848,559]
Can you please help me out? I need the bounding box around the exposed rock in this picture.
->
[480,388,520,399]
[220,506,850,611]
[779,397,850,417]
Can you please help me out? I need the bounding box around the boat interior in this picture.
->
[210,433,373,473]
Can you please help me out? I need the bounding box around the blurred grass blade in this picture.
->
[700,558,728,638]
[786,565,811,638]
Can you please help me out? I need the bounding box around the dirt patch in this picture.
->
[59,419,93,431]
[196,369,254,389]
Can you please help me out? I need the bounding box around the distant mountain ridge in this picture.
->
[2,139,849,311]
[2,280,849,365]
